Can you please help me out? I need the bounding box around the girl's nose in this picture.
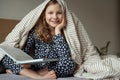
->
[52,14,57,19]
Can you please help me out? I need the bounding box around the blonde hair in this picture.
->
[35,0,60,43]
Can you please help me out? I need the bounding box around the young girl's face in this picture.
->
[45,3,63,28]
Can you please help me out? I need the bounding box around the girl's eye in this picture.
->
[48,12,53,14]
[57,12,62,14]
[47,12,62,15]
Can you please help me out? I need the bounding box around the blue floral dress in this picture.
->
[1,29,76,77]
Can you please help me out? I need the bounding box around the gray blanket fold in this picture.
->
[0,74,89,80]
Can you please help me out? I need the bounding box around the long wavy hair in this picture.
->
[35,0,60,43]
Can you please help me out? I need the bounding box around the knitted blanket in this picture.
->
[1,0,120,79]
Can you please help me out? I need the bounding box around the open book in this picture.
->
[0,45,58,64]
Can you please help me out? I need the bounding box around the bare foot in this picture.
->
[43,70,57,79]
[6,69,12,74]
[37,67,56,79]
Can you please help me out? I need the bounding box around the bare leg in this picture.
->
[6,68,56,79]
[20,68,57,79]
[37,67,48,76]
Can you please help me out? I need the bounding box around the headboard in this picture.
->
[0,18,20,43]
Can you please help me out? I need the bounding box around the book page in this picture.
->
[0,45,58,64]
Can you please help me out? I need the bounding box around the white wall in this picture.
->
[0,0,119,54]
[0,0,44,19]
[66,0,119,55]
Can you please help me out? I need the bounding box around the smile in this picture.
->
[51,21,59,23]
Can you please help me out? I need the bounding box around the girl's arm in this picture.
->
[53,34,71,58]
[22,29,35,54]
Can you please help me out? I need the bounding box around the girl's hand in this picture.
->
[55,15,66,35]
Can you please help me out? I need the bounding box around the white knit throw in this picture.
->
[1,0,120,79]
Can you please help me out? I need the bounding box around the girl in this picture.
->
[2,0,119,79]
[1,0,76,79]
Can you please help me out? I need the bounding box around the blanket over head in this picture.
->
[1,0,120,79]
